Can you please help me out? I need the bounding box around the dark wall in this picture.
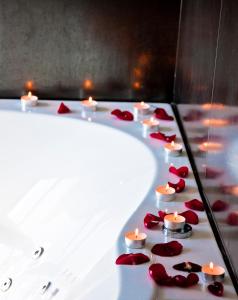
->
[0,0,181,100]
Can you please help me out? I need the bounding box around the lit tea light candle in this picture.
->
[199,142,224,153]
[202,262,225,282]
[134,101,150,115]
[125,228,147,249]
[141,117,159,131]
[164,141,183,156]
[202,118,229,127]
[164,212,185,231]
[155,184,176,202]
[202,103,224,110]
[21,91,38,108]
[81,96,98,111]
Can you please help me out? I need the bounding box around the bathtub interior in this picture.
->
[0,110,157,299]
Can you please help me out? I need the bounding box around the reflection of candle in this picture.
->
[202,118,229,127]
[164,212,185,230]
[142,117,159,131]
[21,91,38,108]
[199,142,223,153]
[164,141,183,156]
[134,101,150,115]
[81,96,98,111]
[202,262,225,282]
[125,228,147,249]
[202,103,224,110]
[156,184,176,202]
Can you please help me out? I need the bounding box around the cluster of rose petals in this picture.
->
[168,179,185,193]
[169,165,189,178]
[208,282,224,297]
[150,132,176,142]
[116,253,150,265]
[149,263,199,287]
[57,102,71,114]
[154,108,174,121]
[212,200,229,212]
[151,241,183,256]
[111,109,134,121]
[173,261,201,273]
[185,199,204,211]
[144,213,161,229]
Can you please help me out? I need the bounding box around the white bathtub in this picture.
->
[0,110,157,299]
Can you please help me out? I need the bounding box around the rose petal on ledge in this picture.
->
[186,273,199,287]
[116,253,150,265]
[150,132,176,142]
[158,210,168,221]
[144,213,161,229]
[168,179,185,193]
[173,261,202,273]
[149,263,173,286]
[204,166,224,179]
[57,102,71,114]
[208,282,224,297]
[226,212,238,226]
[179,210,199,225]
[185,199,204,211]
[154,108,174,121]
[169,165,189,178]
[151,241,183,256]
[212,200,229,212]
[111,109,134,121]
[183,110,204,122]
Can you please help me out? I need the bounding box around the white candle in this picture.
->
[134,101,150,115]
[155,184,176,202]
[142,117,159,131]
[202,262,225,282]
[81,96,98,111]
[125,228,147,249]
[21,91,38,108]
[198,142,223,153]
[164,141,182,156]
[164,212,185,230]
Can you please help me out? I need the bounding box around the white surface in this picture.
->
[0,100,236,300]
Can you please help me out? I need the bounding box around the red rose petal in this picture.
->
[168,179,186,193]
[179,210,199,225]
[154,108,174,121]
[185,199,204,211]
[57,102,71,114]
[150,132,176,143]
[144,213,161,229]
[183,110,204,122]
[226,212,238,226]
[208,282,224,297]
[115,253,150,265]
[111,109,134,121]
[186,273,199,287]
[173,262,202,273]
[149,264,199,288]
[212,200,229,212]
[204,166,224,179]
[151,241,183,257]
[158,210,168,221]
[169,166,189,178]
[149,263,173,286]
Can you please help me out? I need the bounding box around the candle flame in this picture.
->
[174,211,178,220]
[165,184,170,191]
[88,96,93,103]
[204,142,208,147]
[150,117,154,122]
[141,101,144,105]
[28,91,32,97]
[165,208,168,213]
[135,228,139,238]
[171,141,175,146]
[209,262,214,270]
